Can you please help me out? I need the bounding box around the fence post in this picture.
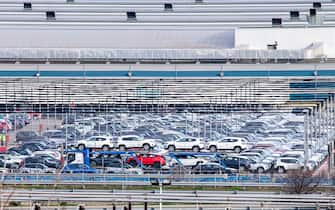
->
[144,202,148,210]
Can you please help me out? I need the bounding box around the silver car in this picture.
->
[20,163,56,174]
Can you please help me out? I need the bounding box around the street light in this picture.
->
[150,178,171,210]
[303,109,311,170]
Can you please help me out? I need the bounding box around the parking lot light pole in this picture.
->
[150,178,171,210]
[159,181,162,210]
[303,109,309,169]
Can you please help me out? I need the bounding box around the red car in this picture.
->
[127,153,166,168]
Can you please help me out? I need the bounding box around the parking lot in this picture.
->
[0,108,331,178]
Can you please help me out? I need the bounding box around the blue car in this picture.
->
[62,163,97,174]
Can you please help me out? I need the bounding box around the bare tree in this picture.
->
[286,169,321,194]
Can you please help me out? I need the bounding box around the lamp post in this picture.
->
[150,178,171,210]
[303,109,310,169]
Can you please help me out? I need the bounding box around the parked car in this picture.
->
[0,159,17,169]
[19,142,46,152]
[274,157,303,173]
[42,130,71,145]
[24,156,61,169]
[16,131,46,143]
[62,163,98,173]
[247,158,272,173]
[0,154,22,168]
[104,159,143,175]
[192,162,236,174]
[116,135,156,151]
[207,137,249,153]
[77,135,114,150]
[90,154,123,167]
[20,163,56,173]
[7,147,32,156]
[219,155,251,171]
[165,137,204,152]
[170,154,208,167]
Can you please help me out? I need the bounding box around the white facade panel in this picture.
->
[235,27,335,57]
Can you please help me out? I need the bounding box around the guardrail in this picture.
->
[1,189,334,208]
[1,173,334,186]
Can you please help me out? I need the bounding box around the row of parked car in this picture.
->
[0,113,32,133]
[0,111,329,175]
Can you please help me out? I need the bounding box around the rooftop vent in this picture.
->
[46,11,56,20]
[272,18,282,27]
[23,2,32,10]
[290,11,300,20]
[127,11,136,21]
[308,9,323,25]
[164,3,173,11]
[313,2,322,9]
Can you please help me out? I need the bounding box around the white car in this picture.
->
[42,130,67,145]
[207,137,249,153]
[77,136,114,150]
[274,157,303,173]
[248,158,272,173]
[170,154,209,167]
[280,151,305,162]
[0,154,23,167]
[165,137,204,152]
[116,135,156,151]
[20,163,56,174]
[33,150,62,161]
[105,166,143,175]
[104,160,143,175]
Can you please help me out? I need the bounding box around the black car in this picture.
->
[19,142,48,152]
[16,131,46,143]
[7,147,32,156]
[220,156,251,171]
[192,163,236,174]
[24,157,61,169]
[90,154,123,167]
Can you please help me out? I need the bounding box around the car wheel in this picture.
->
[143,144,150,151]
[192,146,200,152]
[129,160,138,167]
[168,145,175,152]
[209,145,217,153]
[277,167,285,173]
[153,162,161,169]
[119,145,126,151]
[257,167,265,173]
[233,146,242,153]
[102,145,110,151]
[78,144,85,150]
